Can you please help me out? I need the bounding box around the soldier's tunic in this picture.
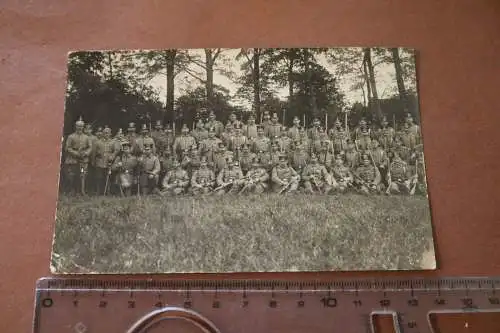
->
[94,138,120,194]
[256,151,273,171]
[288,126,301,141]
[190,167,216,195]
[87,134,98,166]
[298,135,312,154]
[162,168,190,196]
[269,150,281,169]
[227,119,243,129]
[332,164,353,191]
[345,150,360,169]
[271,165,299,193]
[407,158,427,194]
[370,147,389,184]
[182,152,201,175]
[252,136,270,153]
[200,137,222,165]
[290,149,309,172]
[221,131,234,147]
[112,153,138,196]
[377,126,395,149]
[317,150,335,170]
[394,143,411,162]
[138,153,161,194]
[216,167,244,194]
[388,159,410,194]
[64,132,92,193]
[307,126,321,141]
[313,138,331,154]
[261,119,272,134]
[242,124,258,140]
[127,133,139,155]
[237,152,256,174]
[173,135,196,157]
[355,164,382,193]
[230,135,247,152]
[153,132,170,155]
[192,128,209,143]
[135,135,157,155]
[205,120,223,136]
[159,154,176,187]
[301,163,334,194]
[278,136,292,153]
[265,123,282,138]
[400,127,417,150]
[330,128,348,152]
[213,151,233,173]
[242,167,269,194]
[356,128,372,150]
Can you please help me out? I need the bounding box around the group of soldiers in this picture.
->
[62,109,427,197]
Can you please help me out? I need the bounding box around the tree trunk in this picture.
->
[287,58,294,125]
[391,48,407,102]
[107,52,113,80]
[165,49,176,123]
[205,49,214,109]
[363,59,372,105]
[364,48,382,120]
[253,48,260,119]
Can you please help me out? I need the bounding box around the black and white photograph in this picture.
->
[51,47,436,273]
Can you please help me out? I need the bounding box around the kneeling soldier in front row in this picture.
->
[271,154,300,194]
[239,158,269,194]
[190,158,216,195]
[301,154,334,194]
[138,143,161,195]
[215,160,245,195]
[354,153,383,194]
[162,160,190,196]
[331,154,353,193]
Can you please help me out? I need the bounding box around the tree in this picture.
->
[363,48,383,121]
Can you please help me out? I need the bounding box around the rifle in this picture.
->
[238,177,255,194]
[409,159,419,195]
[279,180,292,194]
[310,174,322,194]
[213,179,235,192]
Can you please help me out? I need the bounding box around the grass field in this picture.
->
[51,193,435,273]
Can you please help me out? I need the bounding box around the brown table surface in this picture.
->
[1,0,500,331]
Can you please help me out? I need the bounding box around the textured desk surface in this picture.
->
[1,0,499,331]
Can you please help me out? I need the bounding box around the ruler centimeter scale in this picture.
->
[34,277,500,333]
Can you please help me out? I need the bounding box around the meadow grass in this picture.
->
[51,193,435,273]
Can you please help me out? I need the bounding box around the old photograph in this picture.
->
[51,47,435,273]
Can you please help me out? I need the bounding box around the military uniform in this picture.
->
[162,164,190,196]
[271,158,300,193]
[331,157,353,193]
[256,150,273,171]
[301,158,334,194]
[252,134,270,153]
[345,145,360,169]
[354,157,383,194]
[237,147,256,174]
[317,146,335,170]
[288,125,301,141]
[94,128,120,195]
[216,163,245,195]
[290,146,309,172]
[205,119,224,137]
[243,122,258,141]
[240,162,269,194]
[387,156,411,194]
[173,130,196,158]
[192,124,209,143]
[200,135,222,166]
[230,132,247,153]
[377,125,395,150]
[213,147,234,173]
[111,142,138,196]
[190,163,216,195]
[138,149,161,195]
[356,127,372,151]
[278,132,292,153]
[64,120,92,194]
[329,125,348,152]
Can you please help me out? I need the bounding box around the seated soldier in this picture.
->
[386,151,412,195]
[239,157,270,194]
[138,142,161,195]
[331,153,354,193]
[354,153,384,195]
[190,158,216,195]
[237,143,256,175]
[271,154,300,193]
[215,160,245,195]
[112,140,138,197]
[301,154,334,194]
[161,160,190,196]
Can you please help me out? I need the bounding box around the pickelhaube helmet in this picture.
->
[75,116,84,127]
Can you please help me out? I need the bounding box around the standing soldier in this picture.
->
[331,154,354,193]
[138,142,161,195]
[329,119,348,152]
[405,113,421,142]
[126,122,138,155]
[213,142,233,174]
[95,127,104,140]
[370,139,389,185]
[302,154,334,194]
[399,121,418,150]
[252,126,271,153]
[265,113,282,138]
[298,126,312,154]
[192,119,209,144]
[94,126,120,195]
[205,110,223,137]
[386,151,412,194]
[354,153,383,194]
[393,136,412,162]
[230,124,247,155]
[269,141,282,170]
[290,140,309,173]
[307,118,322,141]
[64,117,92,195]
[344,139,360,169]
[187,144,201,175]
[271,154,300,193]
[288,116,302,141]
[161,160,190,196]
[200,127,222,167]
[312,127,330,154]
[135,124,157,156]
[377,116,395,150]
[173,124,196,160]
[355,118,372,151]
[112,140,138,197]
[163,125,176,153]
[83,123,98,194]
[408,151,427,195]
[317,140,335,170]
[277,126,292,153]
[239,158,269,194]
[151,120,163,143]
[237,144,256,174]
[261,110,272,131]
[226,112,243,129]
[158,148,175,189]
[243,113,258,141]
[215,160,245,195]
[190,158,216,195]
[221,123,234,147]
[256,149,273,172]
